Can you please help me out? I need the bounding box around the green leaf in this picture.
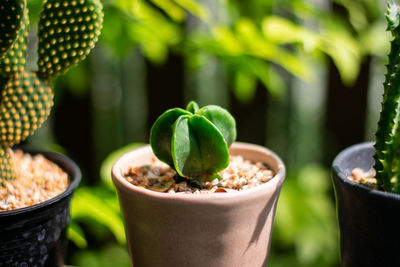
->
[150,108,191,167]
[233,71,257,103]
[171,115,229,177]
[68,222,88,249]
[173,0,209,21]
[186,100,199,113]
[100,143,146,189]
[151,0,186,22]
[198,105,237,147]
[71,188,126,244]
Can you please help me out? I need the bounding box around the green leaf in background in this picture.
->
[233,71,257,103]
[261,16,318,51]
[234,18,313,81]
[174,0,209,21]
[261,15,362,86]
[114,0,182,64]
[151,0,186,22]
[100,142,146,189]
[72,244,131,267]
[71,187,126,245]
[68,222,88,249]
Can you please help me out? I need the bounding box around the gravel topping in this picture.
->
[123,155,275,194]
[348,168,378,189]
[0,150,69,211]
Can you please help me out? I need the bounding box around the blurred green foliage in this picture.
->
[21,0,389,266]
[99,0,388,101]
[270,165,338,267]
[68,143,144,266]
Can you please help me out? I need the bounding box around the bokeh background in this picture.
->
[24,0,389,266]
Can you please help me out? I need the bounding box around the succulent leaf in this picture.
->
[0,8,29,77]
[171,115,229,178]
[0,72,54,147]
[150,101,236,180]
[150,108,191,167]
[198,105,237,147]
[186,101,199,113]
[0,0,25,59]
[37,0,103,81]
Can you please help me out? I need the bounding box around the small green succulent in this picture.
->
[373,2,400,193]
[0,0,103,184]
[150,101,236,182]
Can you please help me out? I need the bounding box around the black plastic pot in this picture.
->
[0,148,81,267]
[332,142,400,267]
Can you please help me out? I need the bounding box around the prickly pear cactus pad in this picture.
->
[0,0,103,183]
[0,8,29,78]
[0,72,53,146]
[38,0,104,81]
[150,101,237,181]
[0,0,25,59]
[374,2,400,193]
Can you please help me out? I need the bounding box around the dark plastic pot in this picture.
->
[0,148,81,267]
[332,142,400,267]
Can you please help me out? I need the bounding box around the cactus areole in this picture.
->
[150,101,237,183]
[0,0,103,184]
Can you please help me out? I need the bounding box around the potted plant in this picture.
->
[112,101,286,266]
[331,2,400,266]
[0,0,103,266]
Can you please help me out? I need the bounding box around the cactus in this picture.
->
[374,2,400,193]
[0,0,25,60]
[0,0,103,184]
[150,101,236,183]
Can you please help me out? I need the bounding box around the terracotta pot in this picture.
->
[332,142,400,267]
[112,142,285,267]
[0,148,81,267]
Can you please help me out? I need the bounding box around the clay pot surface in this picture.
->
[0,148,81,267]
[332,142,400,267]
[112,142,285,267]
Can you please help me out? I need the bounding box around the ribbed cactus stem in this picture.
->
[374,2,400,192]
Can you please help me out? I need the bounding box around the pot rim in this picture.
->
[112,141,286,203]
[332,141,400,201]
[0,147,82,217]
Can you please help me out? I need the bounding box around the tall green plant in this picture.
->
[0,0,103,184]
[374,2,400,193]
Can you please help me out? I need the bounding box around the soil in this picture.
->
[348,168,378,190]
[0,149,69,211]
[123,155,275,194]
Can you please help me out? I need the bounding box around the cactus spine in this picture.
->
[0,0,103,184]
